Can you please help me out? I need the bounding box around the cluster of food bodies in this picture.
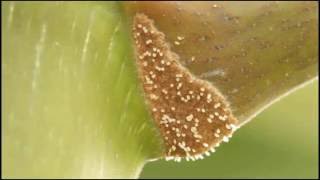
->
[132,13,238,162]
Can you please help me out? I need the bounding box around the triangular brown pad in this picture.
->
[132,13,238,162]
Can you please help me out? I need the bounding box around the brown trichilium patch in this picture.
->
[132,13,238,162]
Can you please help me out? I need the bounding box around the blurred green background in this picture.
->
[141,81,318,178]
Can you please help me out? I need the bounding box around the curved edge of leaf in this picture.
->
[239,77,318,127]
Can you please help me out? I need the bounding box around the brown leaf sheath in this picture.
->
[132,13,238,161]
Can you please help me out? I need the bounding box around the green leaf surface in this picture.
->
[2,2,162,178]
